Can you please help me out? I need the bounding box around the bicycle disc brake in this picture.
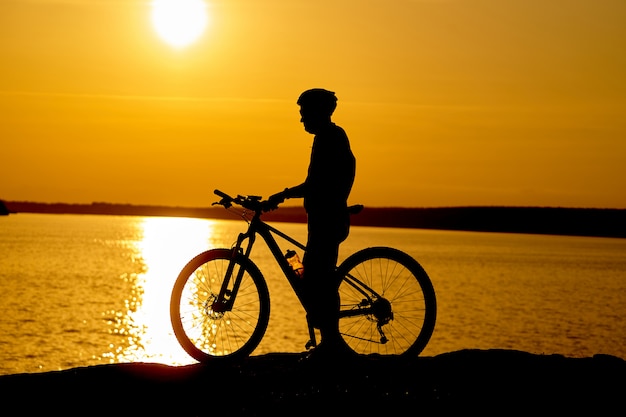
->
[204,290,232,319]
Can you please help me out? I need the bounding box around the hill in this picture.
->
[3,200,625,238]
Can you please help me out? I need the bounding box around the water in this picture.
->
[1,213,624,375]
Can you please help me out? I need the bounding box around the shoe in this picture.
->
[301,340,358,362]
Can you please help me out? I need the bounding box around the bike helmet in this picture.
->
[297,88,338,116]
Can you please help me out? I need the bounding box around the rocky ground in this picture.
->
[1,349,624,416]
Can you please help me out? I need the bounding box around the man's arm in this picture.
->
[284,183,306,199]
[268,182,306,207]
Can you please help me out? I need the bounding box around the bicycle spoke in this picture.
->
[170,249,270,362]
[337,247,436,356]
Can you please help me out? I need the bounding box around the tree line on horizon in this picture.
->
[3,200,625,239]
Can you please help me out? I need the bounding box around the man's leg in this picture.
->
[302,233,342,345]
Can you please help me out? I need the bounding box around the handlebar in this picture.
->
[213,189,276,213]
[212,188,364,215]
[213,189,230,201]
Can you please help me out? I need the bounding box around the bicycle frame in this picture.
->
[215,207,383,322]
[214,208,308,313]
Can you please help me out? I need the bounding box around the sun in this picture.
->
[151,0,209,48]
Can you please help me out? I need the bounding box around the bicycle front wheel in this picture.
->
[337,247,436,356]
[170,249,270,362]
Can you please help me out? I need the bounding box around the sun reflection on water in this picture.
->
[108,216,219,366]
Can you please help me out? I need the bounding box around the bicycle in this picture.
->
[170,189,437,362]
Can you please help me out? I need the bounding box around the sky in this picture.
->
[1,0,625,209]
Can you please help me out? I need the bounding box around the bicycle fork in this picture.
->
[212,231,254,313]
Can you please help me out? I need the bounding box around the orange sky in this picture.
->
[1,0,625,208]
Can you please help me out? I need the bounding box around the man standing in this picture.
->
[270,88,356,358]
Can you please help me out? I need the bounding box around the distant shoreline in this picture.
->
[3,200,626,239]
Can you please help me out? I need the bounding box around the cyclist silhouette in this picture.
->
[270,88,356,358]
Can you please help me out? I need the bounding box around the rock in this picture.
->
[0,350,624,416]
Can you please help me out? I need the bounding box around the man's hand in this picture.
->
[264,189,288,211]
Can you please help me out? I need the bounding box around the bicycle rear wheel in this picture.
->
[337,247,436,356]
[170,249,270,362]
